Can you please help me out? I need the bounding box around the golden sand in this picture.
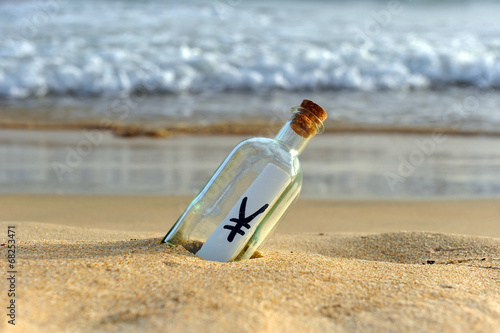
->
[1,196,499,332]
[1,195,500,237]
[1,219,499,333]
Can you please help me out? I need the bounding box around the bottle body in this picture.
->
[162,137,302,262]
[162,99,327,262]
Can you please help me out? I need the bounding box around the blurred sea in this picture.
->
[1,0,500,133]
[1,0,500,198]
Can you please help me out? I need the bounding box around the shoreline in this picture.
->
[2,120,500,138]
[2,87,500,138]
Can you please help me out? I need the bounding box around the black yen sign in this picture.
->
[223,197,269,243]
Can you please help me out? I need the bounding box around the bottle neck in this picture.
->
[274,120,313,155]
[273,106,324,155]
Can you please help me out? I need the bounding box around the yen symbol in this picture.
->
[223,197,269,242]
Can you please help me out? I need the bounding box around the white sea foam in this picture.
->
[0,0,499,98]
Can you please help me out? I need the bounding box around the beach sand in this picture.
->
[1,196,500,332]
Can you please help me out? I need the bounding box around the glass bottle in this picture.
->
[162,99,327,262]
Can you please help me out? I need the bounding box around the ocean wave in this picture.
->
[1,0,499,98]
[2,38,498,98]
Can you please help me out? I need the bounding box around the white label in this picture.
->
[196,163,291,262]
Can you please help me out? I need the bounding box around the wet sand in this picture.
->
[1,129,500,198]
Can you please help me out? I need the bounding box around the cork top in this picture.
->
[300,99,328,123]
[290,99,328,138]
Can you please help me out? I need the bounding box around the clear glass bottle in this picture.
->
[162,99,327,262]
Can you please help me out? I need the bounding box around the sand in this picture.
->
[1,196,500,332]
[2,195,500,237]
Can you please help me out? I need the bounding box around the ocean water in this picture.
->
[1,1,500,198]
[1,0,500,133]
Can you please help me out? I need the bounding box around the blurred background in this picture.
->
[1,0,499,199]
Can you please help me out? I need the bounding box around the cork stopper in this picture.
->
[290,99,328,138]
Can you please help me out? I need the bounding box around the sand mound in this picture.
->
[270,231,500,264]
[2,222,499,333]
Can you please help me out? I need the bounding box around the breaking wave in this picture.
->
[1,0,500,98]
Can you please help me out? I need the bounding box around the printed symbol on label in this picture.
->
[223,197,269,242]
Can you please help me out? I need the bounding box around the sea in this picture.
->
[0,0,499,198]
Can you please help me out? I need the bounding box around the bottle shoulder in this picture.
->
[231,137,300,175]
[236,137,297,157]
[236,137,275,146]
